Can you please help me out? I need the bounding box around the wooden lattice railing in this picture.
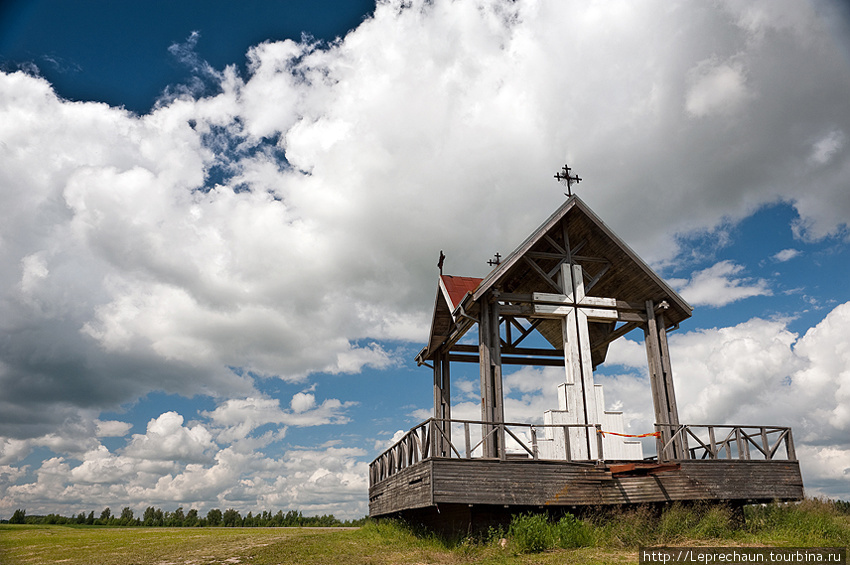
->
[369,418,604,485]
[369,418,797,485]
[654,423,796,463]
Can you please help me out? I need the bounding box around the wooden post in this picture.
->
[786,429,796,461]
[491,298,506,458]
[479,293,494,457]
[645,301,684,459]
[657,319,680,426]
[433,351,445,457]
[531,427,539,460]
[442,353,452,447]
[432,350,452,457]
[479,291,505,458]
[595,424,604,461]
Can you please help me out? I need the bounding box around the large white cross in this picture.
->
[536,263,618,458]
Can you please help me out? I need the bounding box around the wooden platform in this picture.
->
[369,457,804,518]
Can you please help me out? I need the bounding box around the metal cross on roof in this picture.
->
[555,164,582,197]
[487,252,502,266]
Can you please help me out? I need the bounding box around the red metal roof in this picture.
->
[439,275,483,311]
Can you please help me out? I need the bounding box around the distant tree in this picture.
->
[118,507,134,526]
[44,513,66,524]
[259,510,271,527]
[10,509,26,524]
[76,512,86,524]
[206,508,222,527]
[283,509,302,527]
[153,508,164,527]
[143,506,156,526]
[98,507,111,525]
[222,508,242,527]
[168,507,185,527]
[86,511,95,525]
[184,508,199,527]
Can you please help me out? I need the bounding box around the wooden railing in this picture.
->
[654,424,796,463]
[369,418,603,485]
[369,419,798,485]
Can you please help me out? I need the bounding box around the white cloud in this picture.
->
[808,129,845,166]
[290,392,316,413]
[671,261,771,307]
[773,248,800,262]
[0,409,369,518]
[686,58,753,118]
[202,394,354,444]
[122,412,215,463]
[3,0,850,514]
[3,0,850,430]
[0,438,32,465]
[95,420,133,438]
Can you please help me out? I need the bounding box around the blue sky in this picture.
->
[1,0,850,520]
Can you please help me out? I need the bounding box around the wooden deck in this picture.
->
[369,419,804,520]
[370,457,803,518]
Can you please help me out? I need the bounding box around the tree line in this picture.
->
[6,507,367,527]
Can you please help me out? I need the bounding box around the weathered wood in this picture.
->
[591,321,640,358]
[369,458,804,517]
[449,353,567,367]
[385,196,803,526]
[432,351,444,456]
[453,343,564,357]
[478,293,505,458]
[657,315,680,427]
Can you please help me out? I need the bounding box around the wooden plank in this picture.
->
[644,301,671,439]
[657,316,680,427]
[490,300,506,459]
[369,461,433,516]
[523,256,562,293]
[448,353,565,367]
[532,292,618,309]
[406,458,805,512]
[533,304,618,320]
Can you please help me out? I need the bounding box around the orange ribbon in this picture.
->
[596,430,660,438]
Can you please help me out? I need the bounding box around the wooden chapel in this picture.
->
[369,192,803,529]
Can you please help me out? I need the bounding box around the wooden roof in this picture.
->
[419,196,692,363]
[422,275,482,360]
[440,275,483,310]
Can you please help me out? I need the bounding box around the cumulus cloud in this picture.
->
[686,58,752,118]
[670,261,771,307]
[123,412,216,464]
[3,0,850,514]
[0,403,366,517]
[94,420,133,438]
[773,248,801,262]
[3,0,850,431]
[202,394,354,444]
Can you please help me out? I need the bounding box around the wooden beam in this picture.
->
[452,344,563,357]
[657,316,680,427]
[590,321,640,357]
[523,256,562,293]
[448,354,565,367]
[645,300,670,428]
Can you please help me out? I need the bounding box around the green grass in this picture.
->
[2,500,848,565]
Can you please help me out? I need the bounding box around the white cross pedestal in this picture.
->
[538,264,643,461]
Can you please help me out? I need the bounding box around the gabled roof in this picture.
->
[423,275,482,360]
[440,275,483,311]
[419,195,692,363]
[473,195,691,319]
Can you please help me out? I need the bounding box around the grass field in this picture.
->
[2,500,848,565]
[0,522,636,565]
